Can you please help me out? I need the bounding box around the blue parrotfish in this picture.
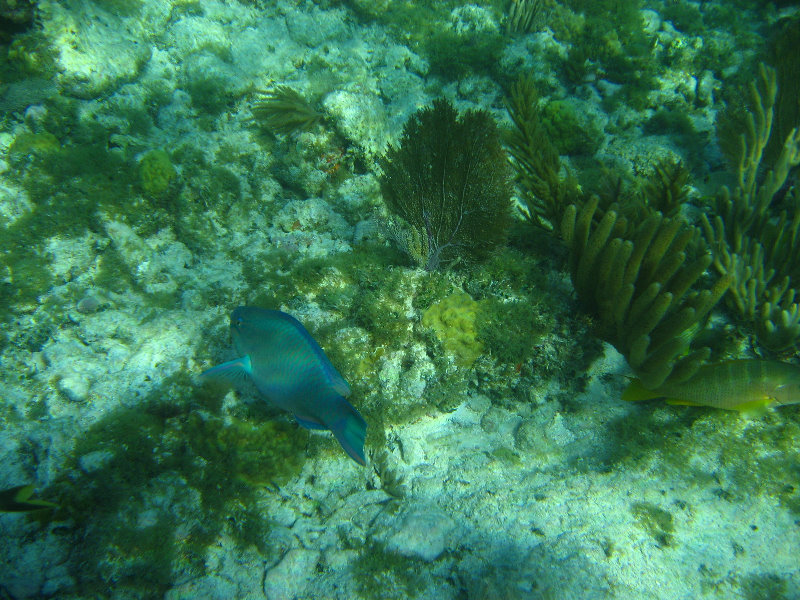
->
[622,359,800,412]
[201,307,367,465]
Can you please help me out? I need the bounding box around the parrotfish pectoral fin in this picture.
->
[621,379,662,402]
[734,397,774,415]
[665,399,703,406]
[200,355,252,382]
[329,406,367,466]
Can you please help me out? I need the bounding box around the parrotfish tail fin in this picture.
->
[621,379,662,402]
[200,355,252,382]
[329,401,367,466]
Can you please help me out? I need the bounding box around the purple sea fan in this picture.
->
[379,99,513,271]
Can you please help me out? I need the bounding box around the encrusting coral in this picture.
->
[700,64,800,351]
[139,149,176,197]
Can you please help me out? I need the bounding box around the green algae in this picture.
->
[345,0,506,79]
[91,0,145,17]
[206,164,243,203]
[660,1,706,36]
[631,501,675,548]
[552,0,659,112]
[46,372,305,594]
[476,297,553,366]
[643,107,707,156]
[490,446,521,466]
[353,540,428,600]
[7,132,60,156]
[540,100,602,157]
[585,401,800,520]
[643,108,697,139]
[182,56,241,114]
[723,415,800,517]
[740,573,789,600]
[5,31,59,79]
[423,28,505,79]
[93,247,137,295]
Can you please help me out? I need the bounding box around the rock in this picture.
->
[78,449,114,474]
[545,413,576,446]
[263,548,321,599]
[165,575,238,600]
[285,5,349,46]
[56,374,89,403]
[386,507,455,562]
[76,295,102,314]
[696,70,717,106]
[641,9,661,34]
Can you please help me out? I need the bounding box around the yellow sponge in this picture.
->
[139,149,175,196]
[422,292,483,366]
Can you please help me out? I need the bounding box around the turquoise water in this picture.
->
[1,0,799,598]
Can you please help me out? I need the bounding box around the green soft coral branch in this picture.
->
[736,63,776,209]
[248,85,322,136]
[505,75,580,231]
[563,197,731,388]
[716,65,800,238]
[701,64,800,351]
[755,281,800,350]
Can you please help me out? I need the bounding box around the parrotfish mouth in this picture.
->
[329,413,367,466]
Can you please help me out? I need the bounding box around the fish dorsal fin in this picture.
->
[274,311,351,397]
[200,355,252,382]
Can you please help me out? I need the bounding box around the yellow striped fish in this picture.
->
[622,360,800,412]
